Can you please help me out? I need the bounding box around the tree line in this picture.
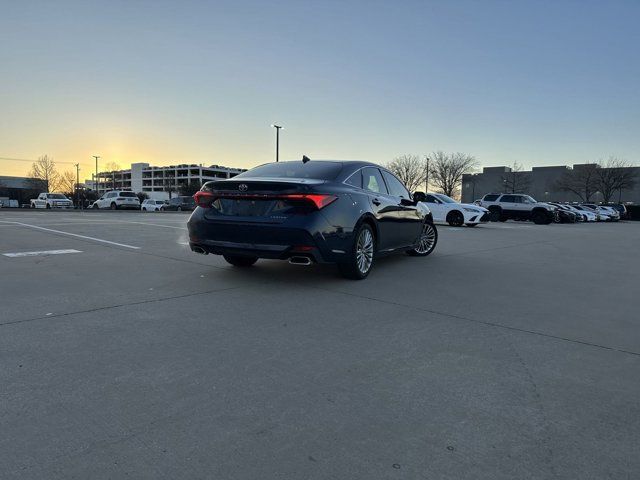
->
[385,154,637,202]
[23,153,637,204]
[24,155,203,200]
[554,157,637,203]
[385,152,478,198]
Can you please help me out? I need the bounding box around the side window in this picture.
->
[425,194,439,203]
[483,194,499,201]
[381,171,410,199]
[501,195,516,203]
[345,170,362,189]
[362,168,388,194]
[512,196,523,203]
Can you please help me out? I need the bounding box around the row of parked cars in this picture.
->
[27,191,196,211]
[411,191,626,226]
[89,191,196,211]
[474,193,625,224]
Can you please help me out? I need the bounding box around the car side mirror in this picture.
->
[413,191,426,202]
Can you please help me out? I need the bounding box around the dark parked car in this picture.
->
[163,196,196,211]
[549,203,579,223]
[188,159,438,279]
[603,203,628,219]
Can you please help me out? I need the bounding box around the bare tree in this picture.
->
[136,192,149,204]
[28,155,61,192]
[163,178,176,199]
[58,170,77,196]
[104,161,121,171]
[501,162,531,193]
[594,157,638,203]
[385,155,428,193]
[428,151,478,198]
[554,163,599,202]
[178,180,202,197]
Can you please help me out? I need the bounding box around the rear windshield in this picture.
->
[120,192,137,197]
[237,161,343,180]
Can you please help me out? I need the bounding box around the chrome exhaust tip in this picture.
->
[288,256,312,266]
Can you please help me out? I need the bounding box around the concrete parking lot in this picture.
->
[1,209,639,479]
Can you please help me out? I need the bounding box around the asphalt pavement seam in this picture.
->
[0,286,242,327]
[312,287,640,357]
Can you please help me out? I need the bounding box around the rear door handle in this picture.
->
[372,198,381,206]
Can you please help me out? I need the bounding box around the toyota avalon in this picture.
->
[187,158,437,279]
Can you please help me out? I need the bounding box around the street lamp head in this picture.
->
[271,124,283,129]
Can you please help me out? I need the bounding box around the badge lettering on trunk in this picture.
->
[238,184,248,191]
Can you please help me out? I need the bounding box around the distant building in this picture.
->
[0,175,44,206]
[461,164,640,204]
[85,162,247,199]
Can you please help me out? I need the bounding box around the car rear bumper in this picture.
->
[117,204,141,210]
[187,208,345,263]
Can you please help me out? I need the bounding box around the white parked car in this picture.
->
[30,192,73,209]
[580,204,612,222]
[594,205,620,221]
[141,199,167,212]
[92,191,141,210]
[423,193,490,227]
[565,204,597,222]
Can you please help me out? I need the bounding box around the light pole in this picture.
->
[424,156,430,193]
[74,163,80,209]
[93,155,100,194]
[271,124,283,162]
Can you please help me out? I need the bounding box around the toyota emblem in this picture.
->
[238,184,248,191]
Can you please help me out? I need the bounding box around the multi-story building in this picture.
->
[85,162,246,199]
[461,164,640,204]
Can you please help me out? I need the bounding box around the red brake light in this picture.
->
[282,194,337,209]
[193,191,215,208]
[193,192,337,210]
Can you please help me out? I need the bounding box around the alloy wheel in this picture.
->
[356,228,374,274]
[415,223,436,254]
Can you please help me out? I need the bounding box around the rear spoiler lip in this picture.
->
[203,177,326,186]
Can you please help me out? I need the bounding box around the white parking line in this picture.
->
[3,249,82,258]
[0,221,140,249]
[115,220,187,230]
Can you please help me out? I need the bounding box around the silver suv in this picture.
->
[478,193,558,224]
[92,191,141,210]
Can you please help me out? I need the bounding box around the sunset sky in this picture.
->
[1,0,638,179]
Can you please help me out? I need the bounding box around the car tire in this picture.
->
[177,206,182,212]
[110,202,117,210]
[407,222,438,257]
[488,207,502,222]
[46,204,51,209]
[223,255,258,267]
[532,210,549,225]
[446,210,464,227]
[142,207,147,211]
[93,203,99,209]
[338,223,375,280]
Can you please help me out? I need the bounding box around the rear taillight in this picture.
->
[193,192,337,210]
[194,191,215,208]
[280,194,337,209]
